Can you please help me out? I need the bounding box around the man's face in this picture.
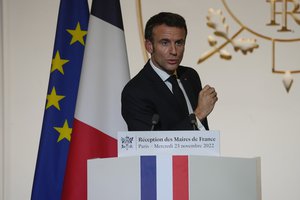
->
[145,24,186,75]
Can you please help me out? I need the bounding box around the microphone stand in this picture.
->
[150,114,159,131]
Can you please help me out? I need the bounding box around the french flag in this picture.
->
[61,0,130,199]
[141,155,189,200]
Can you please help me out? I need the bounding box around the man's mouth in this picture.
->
[167,59,178,65]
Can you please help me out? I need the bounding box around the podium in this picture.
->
[88,155,261,200]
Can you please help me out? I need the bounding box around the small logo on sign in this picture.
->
[121,136,134,150]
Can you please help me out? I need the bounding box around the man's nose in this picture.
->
[169,43,177,55]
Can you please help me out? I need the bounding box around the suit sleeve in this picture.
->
[189,68,209,130]
[121,84,156,131]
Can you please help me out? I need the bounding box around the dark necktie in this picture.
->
[167,75,189,115]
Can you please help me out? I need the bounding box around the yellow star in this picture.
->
[51,51,69,75]
[54,120,72,142]
[66,22,87,45]
[46,87,65,110]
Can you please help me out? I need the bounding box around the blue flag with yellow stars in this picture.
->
[31,0,89,199]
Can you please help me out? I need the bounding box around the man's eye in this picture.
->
[161,41,169,46]
[176,41,185,46]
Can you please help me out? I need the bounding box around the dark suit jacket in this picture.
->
[121,60,209,131]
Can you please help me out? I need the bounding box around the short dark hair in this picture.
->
[144,12,187,42]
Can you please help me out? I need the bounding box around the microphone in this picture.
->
[189,113,197,130]
[150,114,159,131]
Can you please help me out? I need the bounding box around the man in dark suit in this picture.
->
[121,12,218,131]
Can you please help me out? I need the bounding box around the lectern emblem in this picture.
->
[121,136,134,150]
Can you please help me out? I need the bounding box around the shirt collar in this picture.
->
[149,59,176,82]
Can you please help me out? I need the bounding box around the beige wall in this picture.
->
[1,0,4,199]
[1,0,60,199]
[1,0,300,200]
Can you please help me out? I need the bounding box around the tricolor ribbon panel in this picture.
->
[88,155,260,200]
[141,155,189,200]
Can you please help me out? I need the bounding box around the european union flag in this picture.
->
[31,0,89,199]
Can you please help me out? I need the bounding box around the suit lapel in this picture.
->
[143,62,188,113]
[143,62,174,98]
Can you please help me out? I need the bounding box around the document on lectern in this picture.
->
[118,130,220,157]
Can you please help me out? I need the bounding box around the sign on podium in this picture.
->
[87,130,261,200]
[118,130,220,157]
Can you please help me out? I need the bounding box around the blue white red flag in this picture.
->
[141,156,189,200]
[61,0,130,199]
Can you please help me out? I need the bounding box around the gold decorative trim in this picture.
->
[222,0,300,42]
[198,8,259,64]
[136,0,149,62]
[272,40,300,74]
[222,0,300,75]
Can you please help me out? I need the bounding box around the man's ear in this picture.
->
[145,40,153,54]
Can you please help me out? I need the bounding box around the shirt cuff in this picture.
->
[196,117,207,131]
